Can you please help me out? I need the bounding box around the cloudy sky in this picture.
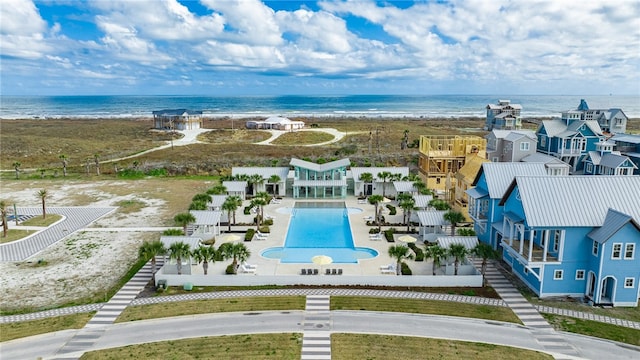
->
[1,0,639,96]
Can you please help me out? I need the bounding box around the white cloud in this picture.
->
[0,0,51,58]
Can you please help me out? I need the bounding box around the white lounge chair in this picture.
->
[363,216,374,221]
[380,264,396,274]
[242,262,257,269]
[369,233,382,240]
[254,233,268,241]
[358,199,367,204]
[240,264,257,273]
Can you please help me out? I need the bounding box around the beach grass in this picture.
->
[270,130,335,145]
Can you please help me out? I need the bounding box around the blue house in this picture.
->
[290,158,349,198]
[536,110,605,173]
[582,141,637,176]
[498,176,640,306]
[466,163,547,250]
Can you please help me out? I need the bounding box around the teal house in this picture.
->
[290,158,349,198]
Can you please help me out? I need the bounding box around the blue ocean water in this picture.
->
[1,94,638,119]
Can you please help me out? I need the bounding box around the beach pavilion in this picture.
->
[245,116,305,131]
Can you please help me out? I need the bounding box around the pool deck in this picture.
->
[190,197,438,277]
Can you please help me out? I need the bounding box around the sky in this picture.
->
[1,0,639,96]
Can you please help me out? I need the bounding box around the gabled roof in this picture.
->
[489,130,535,140]
[501,176,640,227]
[393,181,416,193]
[152,109,202,116]
[413,194,434,208]
[189,210,222,225]
[539,120,568,137]
[521,153,570,167]
[436,236,479,250]
[209,195,228,208]
[456,155,489,184]
[588,209,640,244]
[567,119,602,136]
[599,153,637,169]
[232,167,289,179]
[290,158,350,172]
[416,210,448,226]
[611,133,640,144]
[584,151,602,165]
[473,162,547,198]
[160,236,202,249]
[350,167,409,181]
[222,181,247,192]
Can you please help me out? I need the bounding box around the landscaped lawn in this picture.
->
[542,314,640,346]
[0,313,94,342]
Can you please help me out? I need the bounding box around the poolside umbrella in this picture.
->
[312,255,333,274]
[397,235,417,245]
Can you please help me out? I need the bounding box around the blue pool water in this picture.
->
[261,202,378,263]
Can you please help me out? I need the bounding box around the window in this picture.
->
[586,163,593,173]
[581,140,586,151]
[540,135,546,147]
[592,241,599,256]
[625,243,635,259]
[576,270,585,280]
[520,142,530,151]
[492,157,499,162]
[553,230,561,252]
[612,243,622,259]
[554,270,563,280]
[625,278,635,288]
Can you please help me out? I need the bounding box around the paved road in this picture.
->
[0,207,115,261]
[3,311,639,360]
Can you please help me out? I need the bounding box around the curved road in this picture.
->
[3,311,639,360]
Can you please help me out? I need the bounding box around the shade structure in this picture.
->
[218,233,241,243]
[311,255,333,266]
[397,235,417,244]
[424,233,440,242]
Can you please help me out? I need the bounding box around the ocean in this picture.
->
[1,94,638,119]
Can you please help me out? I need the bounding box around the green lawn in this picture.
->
[542,314,640,346]
[0,313,94,342]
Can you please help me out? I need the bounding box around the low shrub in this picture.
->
[457,228,476,236]
[258,225,270,233]
[263,218,273,226]
[400,261,412,275]
[243,206,251,215]
[245,229,255,241]
[408,243,424,261]
[163,228,184,236]
[225,264,236,274]
[384,228,395,242]
[386,204,397,215]
[369,228,380,234]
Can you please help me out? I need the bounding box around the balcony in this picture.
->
[502,238,557,263]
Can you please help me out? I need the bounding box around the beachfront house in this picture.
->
[290,158,349,198]
[245,116,305,131]
[609,133,640,174]
[466,162,547,250]
[485,100,522,131]
[498,176,640,306]
[486,130,537,163]
[520,153,571,176]
[418,135,487,192]
[573,99,628,135]
[582,141,637,176]
[535,109,605,173]
[152,109,203,130]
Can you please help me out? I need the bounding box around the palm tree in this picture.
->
[168,241,191,275]
[174,212,196,235]
[227,195,243,225]
[472,243,499,286]
[250,192,270,229]
[429,199,450,211]
[190,193,212,210]
[207,184,227,195]
[398,194,416,232]
[267,174,281,195]
[36,189,48,219]
[94,154,100,175]
[368,194,384,231]
[444,210,466,236]
[247,174,264,196]
[59,155,68,177]
[388,245,414,275]
[188,200,207,210]
[12,162,21,179]
[221,196,240,232]
[138,240,166,281]
[448,243,469,276]
[358,172,373,196]
[0,200,8,238]
[192,245,217,275]
[219,242,251,274]
[192,193,212,204]
[424,244,447,275]
[377,171,392,198]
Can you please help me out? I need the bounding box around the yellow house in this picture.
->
[418,135,487,192]
[454,155,490,221]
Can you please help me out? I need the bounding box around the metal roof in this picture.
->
[599,153,636,169]
[350,167,409,181]
[416,210,447,226]
[152,109,202,116]
[478,162,547,198]
[521,153,569,166]
[466,187,489,199]
[189,210,222,225]
[436,236,479,250]
[414,194,434,208]
[209,195,228,208]
[540,120,568,137]
[587,209,639,244]
[232,167,290,179]
[222,181,247,192]
[611,133,640,144]
[290,158,350,172]
[505,175,640,227]
[393,181,416,193]
[160,236,202,249]
[504,131,536,142]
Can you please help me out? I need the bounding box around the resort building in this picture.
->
[417,135,487,192]
[485,100,522,131]
[245,116,305,131]
[231,167,290,197]
[486,130,537,163]
[499,175,640,306]
[350,167,409,198]
[152,109,203,130]
[290,158,350,198]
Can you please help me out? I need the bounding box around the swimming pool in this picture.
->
[261,202,378,263]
